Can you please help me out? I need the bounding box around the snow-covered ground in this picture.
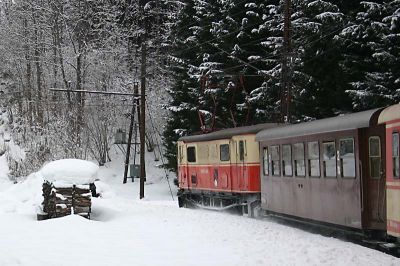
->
[0,149,399,266]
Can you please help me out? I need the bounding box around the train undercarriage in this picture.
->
[178,189,261,217]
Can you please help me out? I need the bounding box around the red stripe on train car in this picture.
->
[387,184,400,190]
[178,164,261,192]
[387,219,400,234]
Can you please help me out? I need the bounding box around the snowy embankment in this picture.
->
[0,152,399,266]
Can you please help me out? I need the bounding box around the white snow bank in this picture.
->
[0,148,397,265]
[0,172,43,215]
[40,159,99,185]
[0,155,11,192]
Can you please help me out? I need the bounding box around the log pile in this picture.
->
[41,182,92,220]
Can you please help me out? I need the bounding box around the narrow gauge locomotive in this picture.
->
[255,103,400,241]
[177,123,280,216]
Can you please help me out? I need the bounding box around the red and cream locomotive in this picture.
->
[177,123,280,216]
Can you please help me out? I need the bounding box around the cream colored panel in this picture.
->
[197,143,209,164]
[209,143,218,162]
[177,141,187,165]
[378,104,400,124]
[387,188,400,221]
[231,134,259,163]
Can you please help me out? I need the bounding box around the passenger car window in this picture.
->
[220,144,230,162]
[187,146,196,163]
[393,133,399,178]
[307,141,320,177]
[263,147,269,175]
[270,145,280,176]
[339,138,355,178]
[294,143,305,177]
[282,144,293,176]
[322,141,336,177]
[369,136,381,179]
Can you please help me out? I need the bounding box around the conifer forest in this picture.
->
[0,1,399,174]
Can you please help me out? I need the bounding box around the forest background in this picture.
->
[0,0,398,176]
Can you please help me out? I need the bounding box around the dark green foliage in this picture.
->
[164,0,400,170]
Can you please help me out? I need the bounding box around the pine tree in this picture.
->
[338,1,400,110]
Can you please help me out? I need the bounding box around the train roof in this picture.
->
[378,103,400,124]
[179,123,282,143]
[256,108,383,142]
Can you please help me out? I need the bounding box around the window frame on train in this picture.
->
[294,142,306,177]
[322,141,337,178]
[307,141,321,177]
[187,146,196,163]
[220,144,230,162]
[369,136,381,179]
[392,132,399,178]
[270,145,281,176]
[282,144,293,177]
[339,138,356,178]
[239,140,245,161]
[178,145,183,164]
[263,147,269,176]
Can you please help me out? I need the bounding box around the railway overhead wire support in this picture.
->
[123,82,140,184]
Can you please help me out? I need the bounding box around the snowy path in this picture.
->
[0,157,399,266]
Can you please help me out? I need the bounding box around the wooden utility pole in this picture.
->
[280,0,293,123]
[139,2,148,199]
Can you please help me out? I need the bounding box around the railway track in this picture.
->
[260,213,400,258]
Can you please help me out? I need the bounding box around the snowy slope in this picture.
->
[0,149,398,266]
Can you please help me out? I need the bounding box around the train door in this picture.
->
[236,139,247,191]
[178,142,188,189]
[363,126,387,230]
[209,143,219,189]
[218,142,230,190]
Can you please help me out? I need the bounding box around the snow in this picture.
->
[40,159,99,185]
[0,150,399,265]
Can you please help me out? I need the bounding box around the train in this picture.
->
[177,103,400,241]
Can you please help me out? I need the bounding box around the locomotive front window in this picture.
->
[294,143,306,177]
[339,138,356,178]
[220,144,230,162]
[369,136,381,179]
[282,144,293,176]
[393,133,399,178]
[270,145,280,176]
[187,146,196,163]
[308,141,320,177]
[263,147,269,175]
[322,141,336,178]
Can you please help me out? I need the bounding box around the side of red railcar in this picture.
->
[177,123,280,215]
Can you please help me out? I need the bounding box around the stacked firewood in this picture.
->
[41,182,92,220]
[73,185,92,219]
